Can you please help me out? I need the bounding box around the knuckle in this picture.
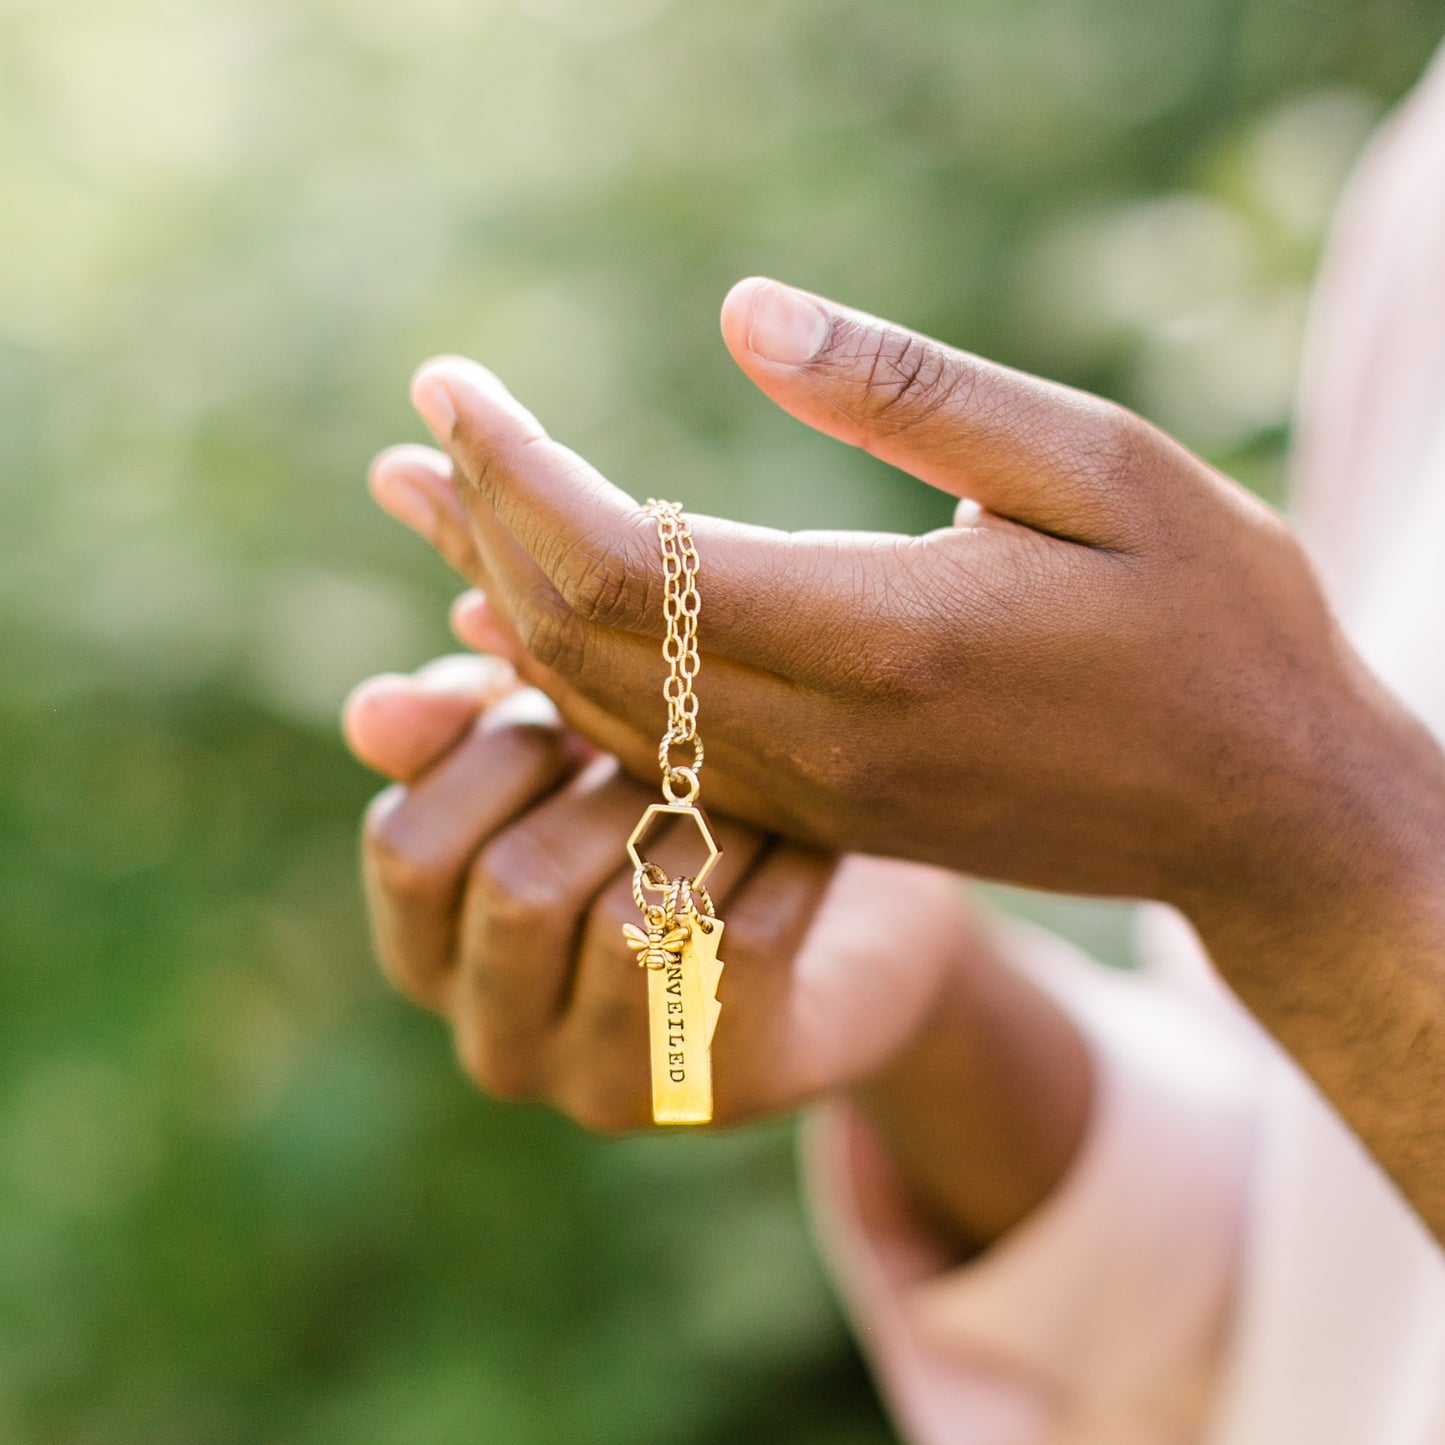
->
[1004,395,1164,545]
[590,889,639,946]
[512,580,590,676]
[363,787,443,899]
[468,833,574,935]
[555,519,654,629]
[1067,399,1161,492]
[842,322,969,433]
[575,985,638,1048]
[723,905,794,964]
[370,932,442,1010]
[562,544,632,626]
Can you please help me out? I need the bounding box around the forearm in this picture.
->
[1186,695,1445,1243]
[848,917,1093,1252]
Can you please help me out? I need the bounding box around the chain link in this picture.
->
[643,499,704,789]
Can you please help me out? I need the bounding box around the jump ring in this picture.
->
[632,861,671,913]
[659,727,703,777]
[661,765,701,805]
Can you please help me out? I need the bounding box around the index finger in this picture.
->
[408,356,906,681]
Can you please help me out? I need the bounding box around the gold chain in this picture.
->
[624,499,720,923]
[644,499,703,804]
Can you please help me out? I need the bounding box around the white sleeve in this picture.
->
[803,922,1264,1444]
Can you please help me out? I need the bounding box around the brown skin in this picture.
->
[366,277,1445,1242]
[344,658,1092,1250]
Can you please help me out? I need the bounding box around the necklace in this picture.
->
[622,500,725,1125]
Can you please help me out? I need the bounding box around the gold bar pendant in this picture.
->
[647,918,724,1125]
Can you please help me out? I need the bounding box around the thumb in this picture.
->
[720,277,1170,547]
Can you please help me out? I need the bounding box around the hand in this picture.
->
[369,278,1445,940]
[365,279,1445,1239]
[343,654,967,1129]
[343,655,1091,1244]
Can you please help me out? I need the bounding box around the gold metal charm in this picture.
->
[623,909,690,971]
[646,913,724,1125]
[626,500,725,1126]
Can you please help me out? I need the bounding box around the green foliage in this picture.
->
[0,0,1439,1439]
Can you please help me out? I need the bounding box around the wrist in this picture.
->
[1179,680,1445,992]
[1172,664,1445,1165]
[847,919,1093,1251]
[1177,681,1445,1236]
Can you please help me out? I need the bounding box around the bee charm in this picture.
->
[623,909,692,970]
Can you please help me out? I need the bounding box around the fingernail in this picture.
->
[745,281,831,366]
[411,376,457,445]
[418,652,513,695]
[342,672,407,721]
[451,590,507,651]
[482,687,559,732]
[451,588,488,627]
[953,497,984,527]
[373,470,435,535]
[412,359,540,442]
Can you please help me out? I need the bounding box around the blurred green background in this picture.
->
[1,0,1441,1440]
